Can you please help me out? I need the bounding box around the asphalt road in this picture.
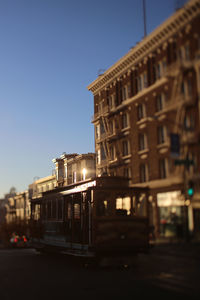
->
[0,243,200,300]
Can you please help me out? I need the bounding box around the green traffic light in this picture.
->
[187,188,194,196]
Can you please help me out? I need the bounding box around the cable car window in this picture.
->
[96,200,108,216]
[42,202,46,219]
[52,199,57,219]
[47,200,52,219]
[74,203,80,219]
[32,203,41,220]
[67,203,72,219]
[58,199,63,220]
[116,196,131,215]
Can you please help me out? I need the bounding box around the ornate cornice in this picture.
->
[87,0,200,95]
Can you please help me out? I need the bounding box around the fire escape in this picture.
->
[95,100,129,176]
[167,49,200,198]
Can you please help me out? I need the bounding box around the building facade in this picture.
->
[88,0,200,239]
[0,187,17,225]
[6,191,30,224]
[52,152,96,187]
[29,175,57,200]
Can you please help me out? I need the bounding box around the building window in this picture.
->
[122,140,129,157]
[100,143,106,161]
[127,84,131,98]
[155,59,166,80]
[139,133,147,151]
[100,120,105,135]
[184,44,190,60]
[109,119,114,135]
[156,93,165,112]
[109,145,115,161]
[122,112,129,129]
[137,103,146,121]
[122,86,127,101]
[144,73,148,88]
[137,73,147,92]
[98,101,104,114]
[97,149,101,165]
[124,167,131,178]
[157,125,167,144]
[159,158,168,179]
[179,43,190,61]
[187,78,192,96]
[137,76,142,92]
[108,94,115,109]
[140,164,148,183]
[73,171,77,183]
[184,113,195,130]
[181,79,193,98]
[95,124,100,139]
[64,165,68,179]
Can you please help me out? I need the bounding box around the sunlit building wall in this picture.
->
[53,153,96,186]
[29,175,57,200]
[6,191,30,224]
[88,0,200,239]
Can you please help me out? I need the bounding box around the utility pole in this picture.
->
[143,0,147,37]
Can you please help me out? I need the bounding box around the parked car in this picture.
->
[10,233,29,248]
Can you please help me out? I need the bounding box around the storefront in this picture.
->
[157,191,188,238]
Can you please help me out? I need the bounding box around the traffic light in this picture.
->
[187,181,194,197]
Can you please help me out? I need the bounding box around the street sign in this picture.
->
[174,159,194,166]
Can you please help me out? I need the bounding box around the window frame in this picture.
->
[139,132,147,151]
[137,103,146,121]
[122,140,130,157]
[140,163,148,183]
[159,158,168,179]
[157,125,167,144]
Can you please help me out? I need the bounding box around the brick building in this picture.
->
[88,0,200,239]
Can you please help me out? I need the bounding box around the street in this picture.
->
[0,243,200,300]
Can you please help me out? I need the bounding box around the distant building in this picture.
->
[0,199,7,224]
[52,153,96,187]
[0,187,17,225]
[29,175,57,200]
[88,0,200,239]
[6,191,30,224]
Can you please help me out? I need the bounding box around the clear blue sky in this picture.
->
[0,0,187,197]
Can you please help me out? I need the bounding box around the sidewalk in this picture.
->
[149,236,200,261]
[151,233,200,245]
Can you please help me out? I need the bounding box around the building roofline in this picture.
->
[34,175,56,184]
[87,0,200,95]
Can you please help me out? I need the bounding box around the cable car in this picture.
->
[30,176,150,265]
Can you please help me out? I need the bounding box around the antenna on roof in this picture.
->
[143,0,147,38]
